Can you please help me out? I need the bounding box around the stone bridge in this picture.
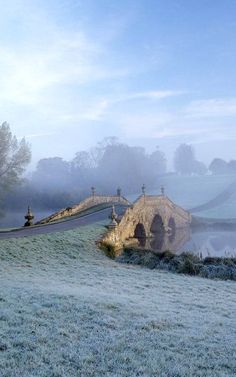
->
[100,194,192,250]
[36,193,130,225]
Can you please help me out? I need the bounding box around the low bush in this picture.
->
[117,248,236,281]
[100,241,117,259]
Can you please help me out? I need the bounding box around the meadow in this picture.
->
[0,221,235,377]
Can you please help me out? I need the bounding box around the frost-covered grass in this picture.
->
[0,222,235,377]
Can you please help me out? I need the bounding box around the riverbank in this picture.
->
[117,248,236,280]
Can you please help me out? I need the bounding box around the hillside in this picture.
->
[0,221,235,377]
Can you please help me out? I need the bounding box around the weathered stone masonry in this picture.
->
[101,195,192,250]
[36,195,130,225]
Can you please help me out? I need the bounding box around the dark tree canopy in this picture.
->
[0,122,31,193]
[174,144,195,175]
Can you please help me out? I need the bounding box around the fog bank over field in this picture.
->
[0,134,235,227]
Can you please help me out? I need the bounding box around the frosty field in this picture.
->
[0,221,235,377]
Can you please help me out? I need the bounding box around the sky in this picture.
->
[0,0,236,168]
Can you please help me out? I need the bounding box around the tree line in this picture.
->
[1,122,236,214]
[174,144,236,176]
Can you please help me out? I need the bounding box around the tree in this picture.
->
[174,144,207,176]
[32,157,70,190]
[228,160,236,174]
[90,137,119,168]
[174,144,195,175]
[149,147,167,175]
[0,122,31,193]
[209,158,229,175]
[192,160,207,175]
[72,151,93,170]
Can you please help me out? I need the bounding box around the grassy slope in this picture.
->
[195,191,236,218]
[0,222,235,377]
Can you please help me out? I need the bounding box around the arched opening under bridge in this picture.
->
[134,223,146,247]
[150,214,165,250]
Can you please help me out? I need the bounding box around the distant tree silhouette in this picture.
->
[32,157,70,190]
[149,147,166,175]
[174,144,207,175]
[209,158,229,175]
[174,144,195,175]
[192,160,207,175]
[228,160,236,174]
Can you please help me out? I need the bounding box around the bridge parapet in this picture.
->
[36,195,130,225]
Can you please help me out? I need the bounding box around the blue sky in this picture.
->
[0,0,236,167]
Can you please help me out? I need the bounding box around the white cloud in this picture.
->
[184,98,236,118]
[77,90,183,122]
[114,96,236,142]
[119,90,184,102]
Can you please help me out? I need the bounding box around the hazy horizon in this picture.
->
[1,0,236,168]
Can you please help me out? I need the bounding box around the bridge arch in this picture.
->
[150,214,165,235]
[134,223,146,247]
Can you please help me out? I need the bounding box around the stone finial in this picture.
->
[142,184,146,196]
[24,206,34,227]
[111,205,118,221]
[91,186,96,197]
[117,187,121,198]
[161,185,165,196]
[108,205,118,229]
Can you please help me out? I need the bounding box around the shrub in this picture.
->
[116,248,236,280]
[100,242,117,259]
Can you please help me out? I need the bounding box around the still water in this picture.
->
[1,211,236,258]
[133,228,236,258]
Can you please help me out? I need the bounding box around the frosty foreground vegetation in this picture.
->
[0,222,235,377]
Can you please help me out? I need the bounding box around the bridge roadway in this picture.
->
[0,206,125,239]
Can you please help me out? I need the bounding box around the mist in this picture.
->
[1,3,236,377]
[0,0,236,240]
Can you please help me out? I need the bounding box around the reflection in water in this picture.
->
[133,227,236,258]
[150,232,165,250]
[134,223,146,247]
[134,227,191,254]
[184,231,236,257]
[168,217,176,243]
[0,210,53,228]
[150,214,165,235]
